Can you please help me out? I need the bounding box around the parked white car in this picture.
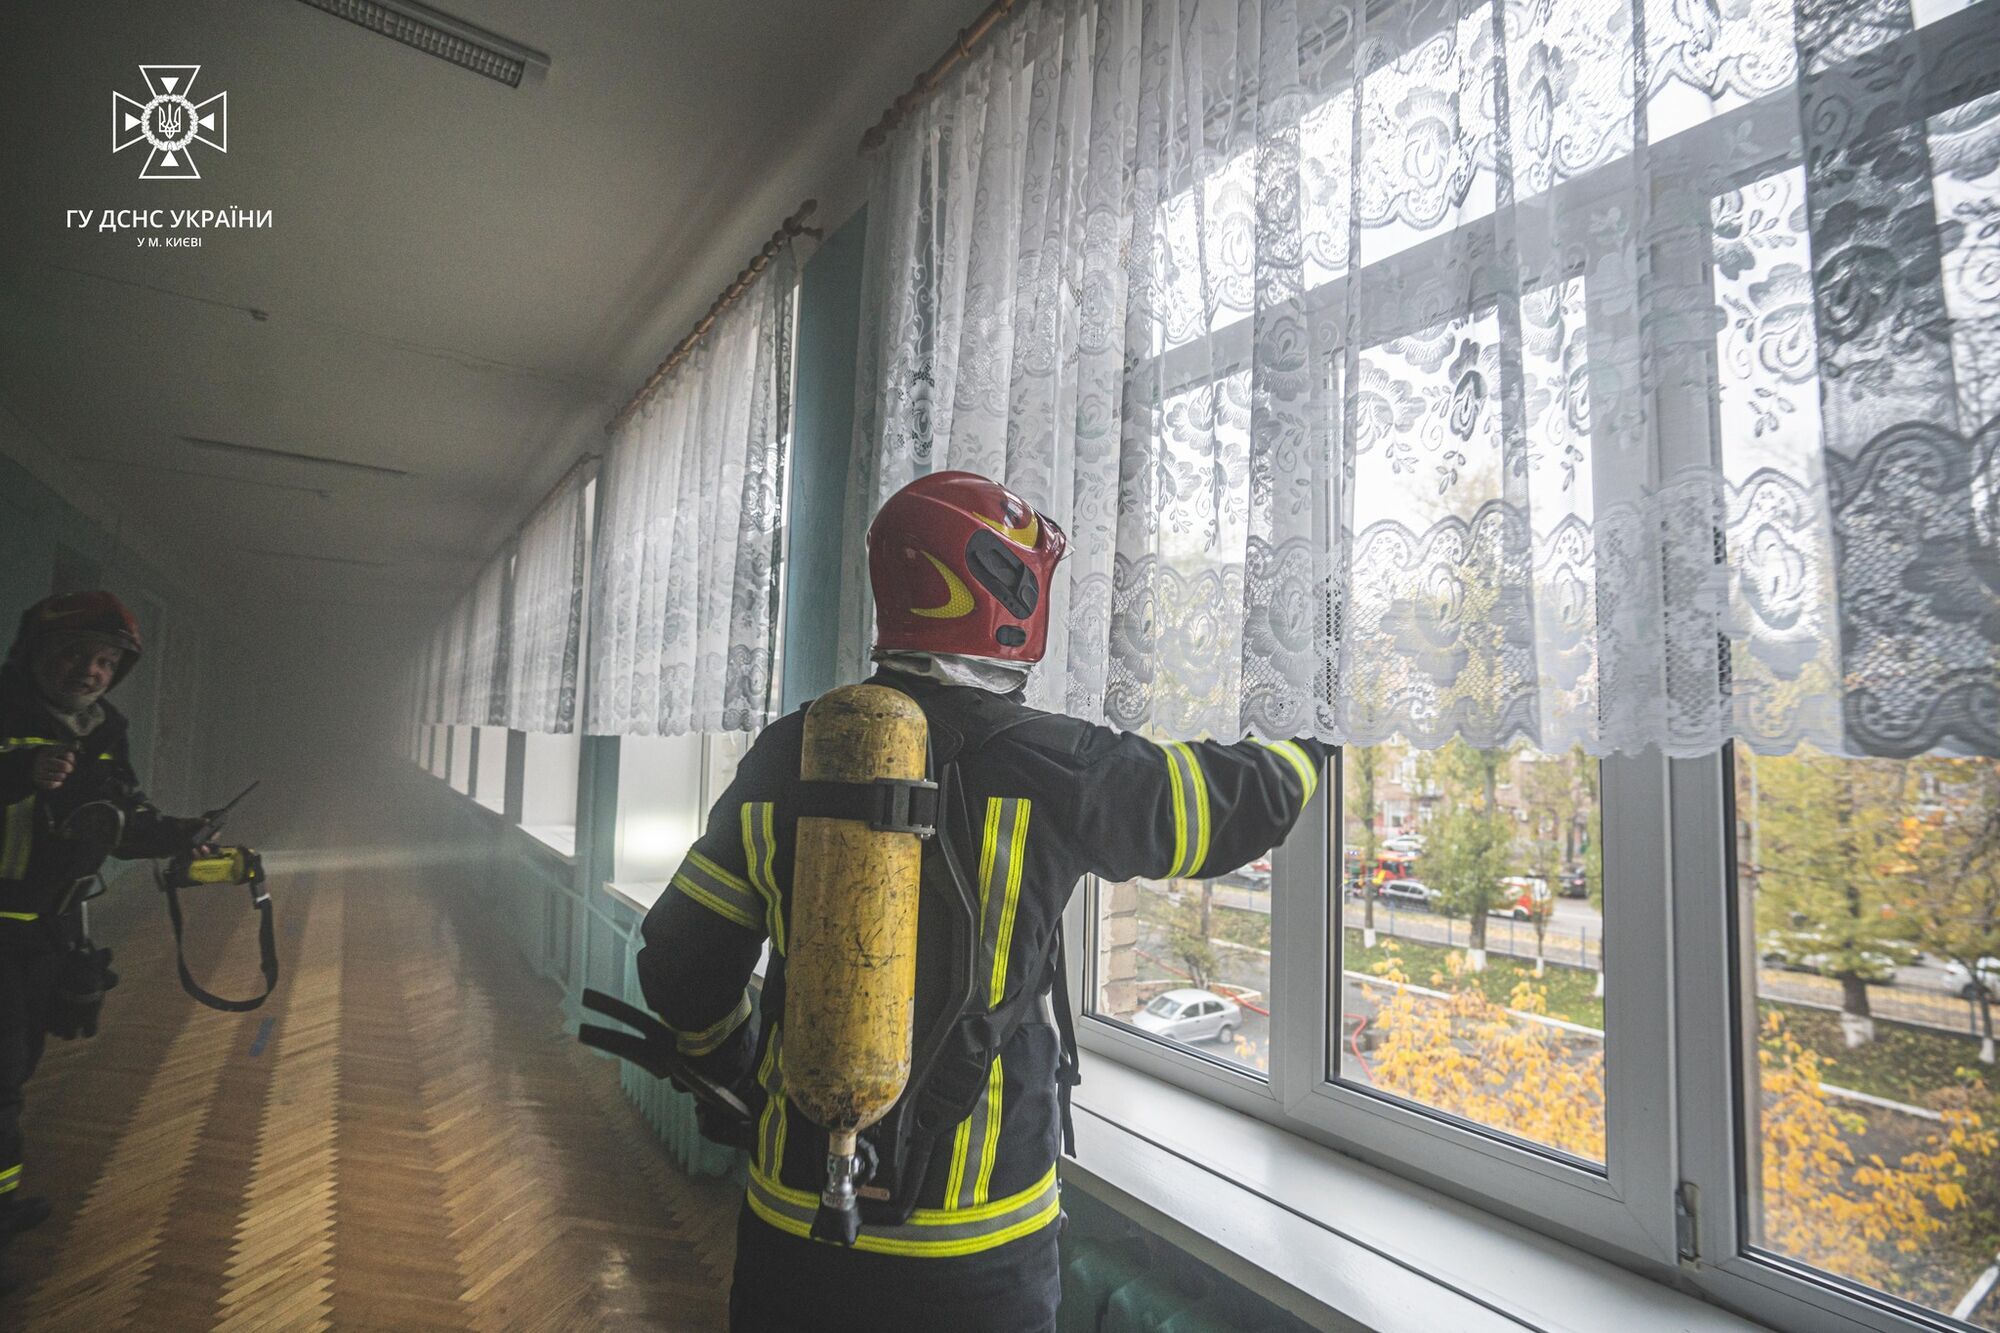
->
[1943,957,2000,999]
[1378,878,1439,911]
[1382,834,1425,856]
[1132,988,1243,1045]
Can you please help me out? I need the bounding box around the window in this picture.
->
[428,724,448,780]
[612,733,709,886]
[1060,4,2000,1329]
[448,724,473,795]
[1092,871,1274,1077]
[1729,745,2000,1326]
[474,725,507,814]
[1336,741,1605,1165]
[520,730,581,856]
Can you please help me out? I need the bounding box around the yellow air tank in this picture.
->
[786,683,929,1243]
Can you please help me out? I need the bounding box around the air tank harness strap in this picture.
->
[793,777,940,837]
[160,874,278,1012]
[1050,927,1082,1157]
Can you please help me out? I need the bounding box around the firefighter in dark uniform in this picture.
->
[0,592,212,1250]
[636,473,1328,1332]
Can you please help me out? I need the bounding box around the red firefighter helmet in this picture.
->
[868,472,1068,663]
[10,591,144,687]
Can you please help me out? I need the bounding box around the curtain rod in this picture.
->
[605,199,822,434]
[859,0,1022,153]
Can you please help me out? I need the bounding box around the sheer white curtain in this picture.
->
[437,596,472,727]
[588,248,796,736]
[841,0,2000,759]
[505,463,592,733]
[461,556,508,726]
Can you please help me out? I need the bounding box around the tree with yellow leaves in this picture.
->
[1353,950,1994,1313]
[1754,1012,1996,1309]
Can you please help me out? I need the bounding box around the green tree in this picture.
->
[1160,882,1219,990]
[1895,757,2000,1065]
[1425,741,1512,971]
[1347,743,1383,946]
[1741,747,1923,1047]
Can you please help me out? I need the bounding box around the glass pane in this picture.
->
[1734,744,2000,1329]
[474,725,507,812]
[1333,740,1607,1165]
[520,730,581,856]
[1091,868,1274,1077]
[613,733,705,884]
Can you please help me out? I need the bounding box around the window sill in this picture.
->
[1064,1059,1766,1333]
[473,794,506,816]
[604,879,667,914]
[520,824,577,858]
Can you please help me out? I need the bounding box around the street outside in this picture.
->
[1113,875,1994,1075]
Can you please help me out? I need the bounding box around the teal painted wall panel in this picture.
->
[781,208,867,713]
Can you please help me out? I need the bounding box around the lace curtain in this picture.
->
[587,247,796,736]
[460,556,508,727]
[505,463,592,733]
[840,0,2000,758]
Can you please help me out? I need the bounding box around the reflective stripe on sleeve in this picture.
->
[747,1163,1060,1259]
[0,797,33,880]
[666,990,752,1057]
[671,849,762,932]
[0,738,62,753]
[0,1164,19,1194]
[741,803,786,953]
[1156,743,1211,877]
[1255,738,1319,800]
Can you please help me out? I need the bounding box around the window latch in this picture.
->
[1675,1181,1700,1266]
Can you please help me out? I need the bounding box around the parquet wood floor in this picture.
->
[5,856,740,1330]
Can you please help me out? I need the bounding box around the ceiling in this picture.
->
[0,0,977,655]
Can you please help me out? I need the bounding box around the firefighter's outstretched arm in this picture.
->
[1060,729,1330,885]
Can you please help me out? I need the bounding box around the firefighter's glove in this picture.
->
[47,946,117,1041]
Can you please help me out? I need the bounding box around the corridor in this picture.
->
[6,805,738,1331]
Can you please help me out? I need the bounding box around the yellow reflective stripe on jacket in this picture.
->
[670,851,762,932]
[671,872,759,932]
[1157,743,1211,877]
[667,990,751,1057]
[740,803,785,953]
[972,1054,1004,1205]
[755,1022,787,1179]
[0,738,63,753]
[747,1163,1060,1259]
[0,1163,19,1193]
[0,911,39,923]
[1,797,33,880]
[1255,738,1319,800]
[947,797,1032,1210]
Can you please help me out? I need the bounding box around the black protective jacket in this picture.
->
[636,671,1326,1266]
[0,662,196,945]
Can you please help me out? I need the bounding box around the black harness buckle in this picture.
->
[796,777,940,839]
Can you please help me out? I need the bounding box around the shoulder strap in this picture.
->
[160,874,278,1013]
[1049,926,1082,1157]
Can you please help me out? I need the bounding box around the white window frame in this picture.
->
[1065,6,1996,1329]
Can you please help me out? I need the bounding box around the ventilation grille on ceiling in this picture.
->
[293,0,549,88]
